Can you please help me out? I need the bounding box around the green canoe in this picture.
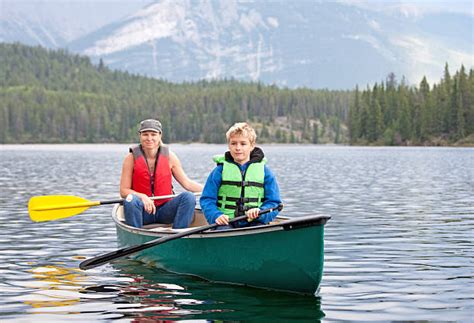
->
[112,205,330,295]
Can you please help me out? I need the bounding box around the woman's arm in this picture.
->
[119,153,135,198]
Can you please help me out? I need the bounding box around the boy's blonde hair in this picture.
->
[226,122,257,145]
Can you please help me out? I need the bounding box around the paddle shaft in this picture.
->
[101,193,201,205]
[79,204,283,270]
[31,193,199,212]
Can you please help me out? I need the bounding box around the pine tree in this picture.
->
[290,131,296,143]
[260,124,270,141]
[398,85,412,143]
[312,122,319,144]
[457,65,471,136]
[467,69,474,135]
[452,78,465,139]
[367,84,383,142]
[348,85,361,143]
[442,63,453,132]
[419,76,432,140]
[334,120,341,144]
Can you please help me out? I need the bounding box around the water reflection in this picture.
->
[5,259,324,321]
[108,260,325,321]
[11,261,324,321]
[23,265,86,309]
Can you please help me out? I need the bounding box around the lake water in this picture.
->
[0,144,472,321]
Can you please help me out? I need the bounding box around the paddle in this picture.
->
[79,204,283,270]
[28,193,200,223]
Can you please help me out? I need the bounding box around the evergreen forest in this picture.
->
[1,42,472,145]
[349,67,474,145]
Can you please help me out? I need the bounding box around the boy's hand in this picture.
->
[216,214,229,225]
[246,208,260,221]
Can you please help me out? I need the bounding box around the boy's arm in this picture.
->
[199,166,224,224]
[258,165,282,224]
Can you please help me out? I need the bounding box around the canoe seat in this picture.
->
[190,209,209,227]
[144,223,172,229]
[115,206,208,229]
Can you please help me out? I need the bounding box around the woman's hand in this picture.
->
[216,214,229,225]
[139,194,156,215]
[246,208,260,221]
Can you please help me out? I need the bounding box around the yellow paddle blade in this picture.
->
[28,195,100,222]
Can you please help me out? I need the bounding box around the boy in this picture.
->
[200,122,282,228]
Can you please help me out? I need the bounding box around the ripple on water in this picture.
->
[0,145,473,321]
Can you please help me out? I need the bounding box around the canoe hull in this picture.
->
[114,207,329,295]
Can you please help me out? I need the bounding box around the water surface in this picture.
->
[0,144,472,321]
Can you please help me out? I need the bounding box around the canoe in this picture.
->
[112,205,330,295]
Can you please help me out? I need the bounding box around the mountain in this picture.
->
[2,0,473,89]
[0,0,151,47]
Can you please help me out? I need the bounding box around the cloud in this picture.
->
[390,34,474,83]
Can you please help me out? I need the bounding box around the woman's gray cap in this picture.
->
[138,119,162,133]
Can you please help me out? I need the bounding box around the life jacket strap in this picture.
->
[220,180,264,188]
[217,196,260,203]
[216,203,252,212]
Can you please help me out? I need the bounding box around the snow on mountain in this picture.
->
[83,2,185,56]
[71,0,279,83]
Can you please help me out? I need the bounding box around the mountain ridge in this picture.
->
[1,0,472,89]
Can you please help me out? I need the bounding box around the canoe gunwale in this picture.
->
[111,205,330,238]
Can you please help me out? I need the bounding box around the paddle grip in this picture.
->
[100,199,124,205]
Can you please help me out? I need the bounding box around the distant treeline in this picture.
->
[0,42,472,145]
[0,42,350,144]
[348,66,474,145]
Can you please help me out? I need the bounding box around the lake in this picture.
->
[0,144,472,321]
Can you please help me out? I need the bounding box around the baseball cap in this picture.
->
[138,119,162,133]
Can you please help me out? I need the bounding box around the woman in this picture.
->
[120,119,203,228]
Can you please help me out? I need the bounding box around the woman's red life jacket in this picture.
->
[130,144,173,206]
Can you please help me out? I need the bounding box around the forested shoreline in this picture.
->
[348,67,474,146]
[1,42,472,145]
